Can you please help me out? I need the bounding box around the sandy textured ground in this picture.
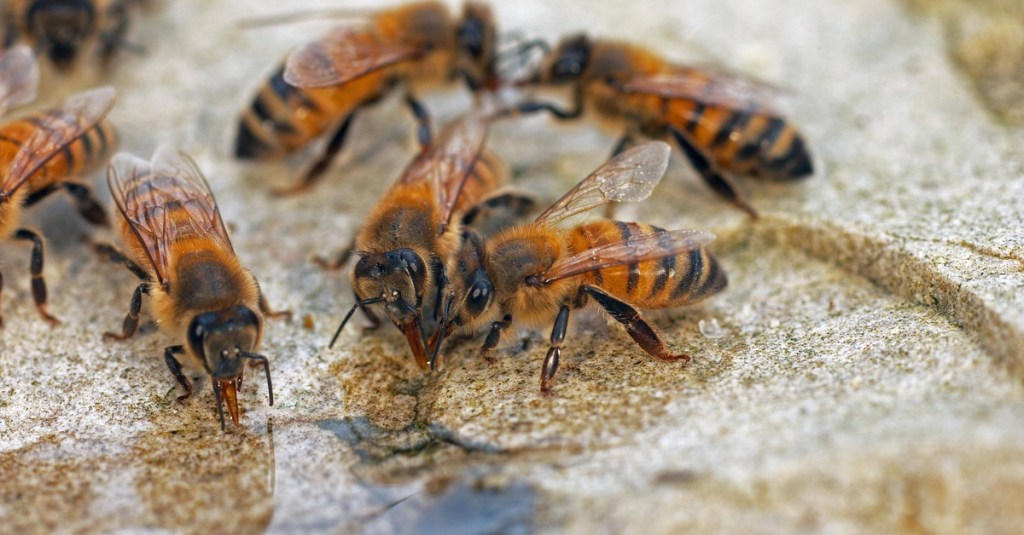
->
[2,0,1024,533]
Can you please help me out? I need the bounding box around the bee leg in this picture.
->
[404,94,432,150]
[164,345,193,403]
[479,314,513,362]
[313,239,355,270]
[23,184,58,207]
[14,229,59,325]
[103,281,149,341]
[540,305,571,394]
[89,241,150,281]
[430,257,447,321]
[507,85,584,120]
[62,182,109,226]
[277,112,358,195]
[581,285,690,363]
[667,126,759,219]
[255,279,292,321]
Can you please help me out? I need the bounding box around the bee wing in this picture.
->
[0,45,39,115]
[107,145,233,283]
[399,111,488,229]
[284,27,424,88]
[1,86,116,197]
[617,66,782,115]
[534,141,670,227]
[540,229,715,284]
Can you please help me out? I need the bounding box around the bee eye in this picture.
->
[465,271,493,315]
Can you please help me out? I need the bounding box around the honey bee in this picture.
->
[96,145,288,429]
[235,1,500,194]
[429,141,728,392]
[0,75,116,326]
[511,34,814,217]
[1,0,139,71]
[327,111,512,368]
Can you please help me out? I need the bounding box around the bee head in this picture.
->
[429,232,493,370]
[540,34,592,84]
[187,305,272,429]
[455,2,496,88]
[352,248,428,325]
[187,305,262,380]
[27,0,96,70]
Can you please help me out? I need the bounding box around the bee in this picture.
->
[429,141,728,393]
[235,1,500,194]
[0,65,116,326]
[95,145,288,429]
[1,0,139,71]
[326,111,515,368]
[511,34,814,217]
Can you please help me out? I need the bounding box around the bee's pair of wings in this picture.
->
[108,146,233,284]
[0,45,39,116]
[534,141,715,284]
[613,64,783,115]
[398,110,489,232]
[0,85,117,199]
[284,27,426,89]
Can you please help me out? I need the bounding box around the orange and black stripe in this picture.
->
[572,220,726,309]
[0,111,115,195]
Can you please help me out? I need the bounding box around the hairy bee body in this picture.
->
[111,164,260,347]
[103,146,280,429]
[236,1,492,161]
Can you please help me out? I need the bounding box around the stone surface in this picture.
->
[2,0,1024,533]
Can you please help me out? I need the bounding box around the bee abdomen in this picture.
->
[673,101,813,181]
[573,221,727,309]
[235,66,312,160]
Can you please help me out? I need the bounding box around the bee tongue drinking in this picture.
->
[214,377,241,428]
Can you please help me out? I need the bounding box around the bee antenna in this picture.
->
[213,380,227,431]
[240,351,274,406]
[329,297,384,348]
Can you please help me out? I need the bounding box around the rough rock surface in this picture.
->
[2,0,1023,533]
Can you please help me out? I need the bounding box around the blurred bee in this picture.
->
[511,35,814,217]
[429,141,728,392]
[0,60,116,326]
[326,112,521,368]
[95,146,288,429]
[235,1,501,194]
[1,0,140,71]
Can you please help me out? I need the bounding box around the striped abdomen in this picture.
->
[570,221,727,309]
[234,53,395,160]
[664,96,812,180]
[0,114,116,195]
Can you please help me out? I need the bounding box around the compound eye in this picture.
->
[465,272,493,315]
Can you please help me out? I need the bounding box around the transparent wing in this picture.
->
[617,65,782,115]
[540,229,715,284]
[283,27,423,88]
[399,111,488,229]
[107,145,233,282]
[0,45,39,115]
[534,141,670,226]
[1,86,116,196]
